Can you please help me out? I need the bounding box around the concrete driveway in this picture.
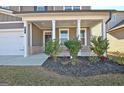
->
[0,53,48,66]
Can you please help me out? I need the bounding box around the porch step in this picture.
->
[57,46,93,56]
[58,51,95,56]
[81,46,91,52]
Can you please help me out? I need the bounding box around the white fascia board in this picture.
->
[0,8,16,16]
[0,28,24,32]
[109,24,124,32]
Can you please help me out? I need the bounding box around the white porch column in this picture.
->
[52,20,56,40]
[102,20,107,39]
[84,30,87,46]
[102,20,107,56]
[24,21,29,57]
[29,23,33,55]
[77,19,81,40]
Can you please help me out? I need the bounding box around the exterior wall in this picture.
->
[0,13,22,21]
[9,6,20,11]
[107,12,124,30]
[87,28,91,45]
[91,22,102,37]
[81,6,91,10]
[69,27,76,39]
[54,6,63,11]
[42,27,90,45]
[48,6,54,11]
[32,23,43,54]
[0,23,24,29]
[107,28,124,53]
[7,6,91,12]
[21,6,34,11]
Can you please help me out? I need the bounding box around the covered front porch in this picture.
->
[15,11,109,57]
[27,19,105,57]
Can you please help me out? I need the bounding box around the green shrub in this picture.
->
[64,38,82,64]
[108,52,124,65]
[90,36,109,61]
[45,39,61,61]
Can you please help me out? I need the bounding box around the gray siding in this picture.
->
[0,13,22,21]
[54,6,63,11]
[20,6,34,11]
[32,24,42,46]
[48,6,54,11]
[9,6,20,11]
[81,6,91,10]
[0,23,24,29]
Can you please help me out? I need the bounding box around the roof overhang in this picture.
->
[0,8,16,16]
[14,10,115,21]
[109,24,124,32]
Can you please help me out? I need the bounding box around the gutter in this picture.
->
[105,11,113,34]
[0,8,17,17]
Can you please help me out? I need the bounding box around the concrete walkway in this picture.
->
[0,53,48,66]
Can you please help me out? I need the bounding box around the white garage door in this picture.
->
[0,30,24,55]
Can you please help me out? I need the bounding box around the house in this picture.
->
[107,11,124,53]
[0,6,114,57]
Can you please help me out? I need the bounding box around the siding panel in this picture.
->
[0,13,22,21]
[0,23,24,29]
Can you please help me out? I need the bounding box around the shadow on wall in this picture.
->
[109,27,124,39]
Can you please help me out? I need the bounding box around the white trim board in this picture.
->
[0,21,23,24]
[0,28,24,32]
[0,8,17,17]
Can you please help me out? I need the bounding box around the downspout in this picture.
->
[105,11,112,24]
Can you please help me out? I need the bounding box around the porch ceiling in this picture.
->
[33,20,101,29]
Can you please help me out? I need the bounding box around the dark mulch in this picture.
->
[42,57,124,77]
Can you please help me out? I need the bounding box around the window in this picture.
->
[35,6,47,11]
[64,6,81,10]
[73,6,80,10]
[59,29,69,44]
[64,6,72,10]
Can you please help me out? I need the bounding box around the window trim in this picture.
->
[59,28,69,44]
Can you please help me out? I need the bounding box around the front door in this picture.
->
[44,31,52,46]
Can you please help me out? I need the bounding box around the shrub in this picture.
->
[90,36,109,62]
[45,39,61,62]
[108,51,124,65]
[64,38,82,64]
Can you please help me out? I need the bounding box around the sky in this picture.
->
[92,6,124,10]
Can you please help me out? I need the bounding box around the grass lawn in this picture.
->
[0,66,124,86]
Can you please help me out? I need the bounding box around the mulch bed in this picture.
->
[42,57,124,77]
